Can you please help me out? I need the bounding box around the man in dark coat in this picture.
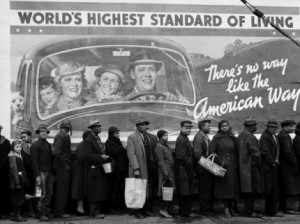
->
[277,119,300,214]
[81,119,109,219]
[175,120,194,217]
[259,117,282,217]
[192,119,214,215]
[53,120,72,218]
[237,117,262,217]
[30,124,53,221]
[0,125,12,219]
[127,120,158,219]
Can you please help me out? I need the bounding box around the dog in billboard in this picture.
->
[11,92,24,125]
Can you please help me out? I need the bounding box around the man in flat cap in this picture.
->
[125,50,188,103]
[175,120,194,217]
[259,117,282,217]
[0,125,12,219]
[81,119,109,219]
[237,117,262,217]
[53,120,72,218]
[277,119,300,214]
[192,119,214,215]
[30,124,53,221]
[127,120,158,219]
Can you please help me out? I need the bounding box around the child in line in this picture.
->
[8,140,28,222]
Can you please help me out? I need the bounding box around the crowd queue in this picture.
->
[1,116,300,222]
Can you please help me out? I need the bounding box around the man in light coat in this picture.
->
[237,117,262,217]
[127,120,158,219]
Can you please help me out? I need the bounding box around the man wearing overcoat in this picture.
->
[175,120,194,217]
[127,120,158,219]
[237,117,262,217]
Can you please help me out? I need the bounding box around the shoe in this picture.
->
[134,213,145,219]
[199,210,214,216]
[39,215,49,222]
[11,216,27,222]
[229,208,236,217]
[224,208,231,218]
[246,212,263,218]
[159,210,172,218]
[274,211,284,217]
[94,214,105,219]
[28,211,36,218]
[75,210,88,216]
[285,210,300,215]
[55,214,71,218]
[143,211,155,216]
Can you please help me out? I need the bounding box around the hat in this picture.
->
[157,130,167,139]
[20,129,32,136]
[180,120,193,127]
[35,124,50,134]
[265,117,278,128]
[95,64,126,84]
[0,125,3,130]
[60,119,72,129]
[55,62,85,82]
[88,119,102,129]
[136,120,150,126]
[243,117,258,126]
[281,119,296,128]
[108,126,120,133]
[127,50,163,72]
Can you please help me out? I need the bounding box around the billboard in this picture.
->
[8,0,300,140]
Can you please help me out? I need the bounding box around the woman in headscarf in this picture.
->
[210,120,239,218]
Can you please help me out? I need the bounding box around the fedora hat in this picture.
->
[127,50,163,72]
[60,119,72,129]
[243,117,257,126]
[281,119,296,128]
[88,119,102,129]
[265,117,278,128]
[95,63,126,84]
[35,124,50,134]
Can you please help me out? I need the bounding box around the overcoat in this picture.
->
[193,130,211,173]
[237,129,261,194]
[154,140,175,197]
[210,131,239,199]
[259,129,280,194]
[52,130,71,170]
[277,129,300,195]
[82,133,108,202]
[175,132,194,196]
[21,144,35,195]
[127,130,158,197]
[71,140,86,200]
[293,129,300,177]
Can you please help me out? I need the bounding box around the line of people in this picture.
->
[1,116,300,221]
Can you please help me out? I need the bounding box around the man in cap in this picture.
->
[237,117,262,217]
[81,119,109,219]
[277,119,300,214]
[0,125,12,219]
[192,119,214,216]
[259,117,282,217]
[125,50,189,103]
[175,120,194,217]
[30,124,53,221]
[127,119,158,219]
[52,120,72,218]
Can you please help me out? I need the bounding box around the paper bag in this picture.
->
[125,178,147,209]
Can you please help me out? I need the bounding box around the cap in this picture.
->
[35,124,50,134]
[136,120,150,126]
[108,126,120,133]
[95,64,126,84]
[281,119,296,128]
[88,119,102,129]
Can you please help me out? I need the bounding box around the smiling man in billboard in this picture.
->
[125,50,188,103]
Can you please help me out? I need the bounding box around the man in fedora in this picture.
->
[127,119,158,219]
[175,120,194,217]
[30,124,53,221]
[125,50,188,103]
[237,117,262,217]
[53,120,72,218]
[193,119,214,216]
[277,119,300,214]
[81,119,109,219]
[259,117,282,217]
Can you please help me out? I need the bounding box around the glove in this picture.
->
[164,174,171,181]
[133,169,141,178]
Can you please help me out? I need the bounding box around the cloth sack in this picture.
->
[125,178,147,209]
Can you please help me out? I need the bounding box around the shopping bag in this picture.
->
[199,154,227,177]
[125,178,147,209]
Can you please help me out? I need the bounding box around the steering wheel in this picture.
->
[128,92,167,101]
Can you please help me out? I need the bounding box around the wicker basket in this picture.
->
[199,154,227,177]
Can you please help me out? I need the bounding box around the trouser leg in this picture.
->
[244,193,254,215]
[54,168,70,216]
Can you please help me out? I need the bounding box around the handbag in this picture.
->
[199,154,227,177]
[125,178,147,209]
